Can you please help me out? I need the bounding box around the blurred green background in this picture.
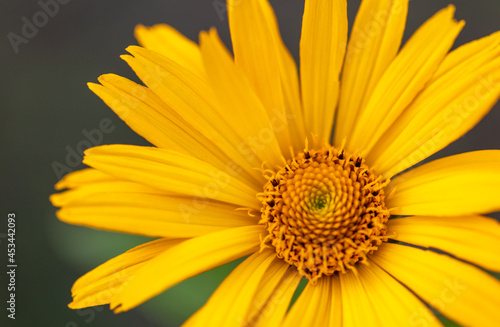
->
[1,0,499,326]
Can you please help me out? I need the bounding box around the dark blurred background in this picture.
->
[1,0,499,326]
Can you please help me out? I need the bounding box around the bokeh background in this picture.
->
[1,0,499,326]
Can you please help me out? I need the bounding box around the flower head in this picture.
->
[51,0,500,326]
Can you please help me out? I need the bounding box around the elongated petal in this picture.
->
[283,275,341,327]
[300,0,347,145]
[89,74,237,176]
[435,31,500,79]
[228,0,293,151]
[388,215,500,272]
[387,150,500,215]
[55,168,114,190]
[135,24,205,76]
[185,251,292,327]
[122,45,268,184]
[199,29,284,168]
[250,265,301,327]
[279,47,308,151]
[83,145,260,209]
[357,262,442,327]
[372,243,500,327]
[111,225,263,312]
[55,191,256,238]
[370,31,500,178]
[51,179,165,207]
[335,0,408,146]
[340,267,382,326]
[69,238,182,309]
[228,0,282,111]
[348,6,464,154]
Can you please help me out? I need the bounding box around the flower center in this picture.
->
[259,147,390,282]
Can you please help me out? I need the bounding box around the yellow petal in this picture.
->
[300,0,347,145]
[240,261,291,326]
[111,225,264,312]
[348,6,464,154]
[122,45,269,184]
[228,0,281,111]
[83,145,260,209]
[340,269,382,326]
[357,262,442,327]
[89,74,235,175]
[279,47,308,151]
[372,243,500,327]
[55,191,257,238]
[335,0,408,146]
[369,31,500,178]
[185,252,296,327]
[435,31,500,79]
[51,179,165,207]
[250,265,301,327]
[387,150,500,215]
[283,275,341,327]
[134,24,204,76]
[199,29,284,168]
[56,171,251,238]
[70,238,182,309]
[388,215,500,272]
[55,168,114,190]
[227,0,294,151]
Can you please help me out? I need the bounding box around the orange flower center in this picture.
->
[259,147,390,282]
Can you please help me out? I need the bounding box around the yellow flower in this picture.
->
[51,0,500,326]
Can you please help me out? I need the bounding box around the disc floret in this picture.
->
[259,147,390,282]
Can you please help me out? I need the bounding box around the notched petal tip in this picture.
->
[82,146,107,164]
[198,27,218,44]
[95,73,116,84]
[124,45,143,56]
[86,81,98,89]
[119,54,133,63]
[82,147,95,157]
[110,301,123,312]
[443,5,465,28]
